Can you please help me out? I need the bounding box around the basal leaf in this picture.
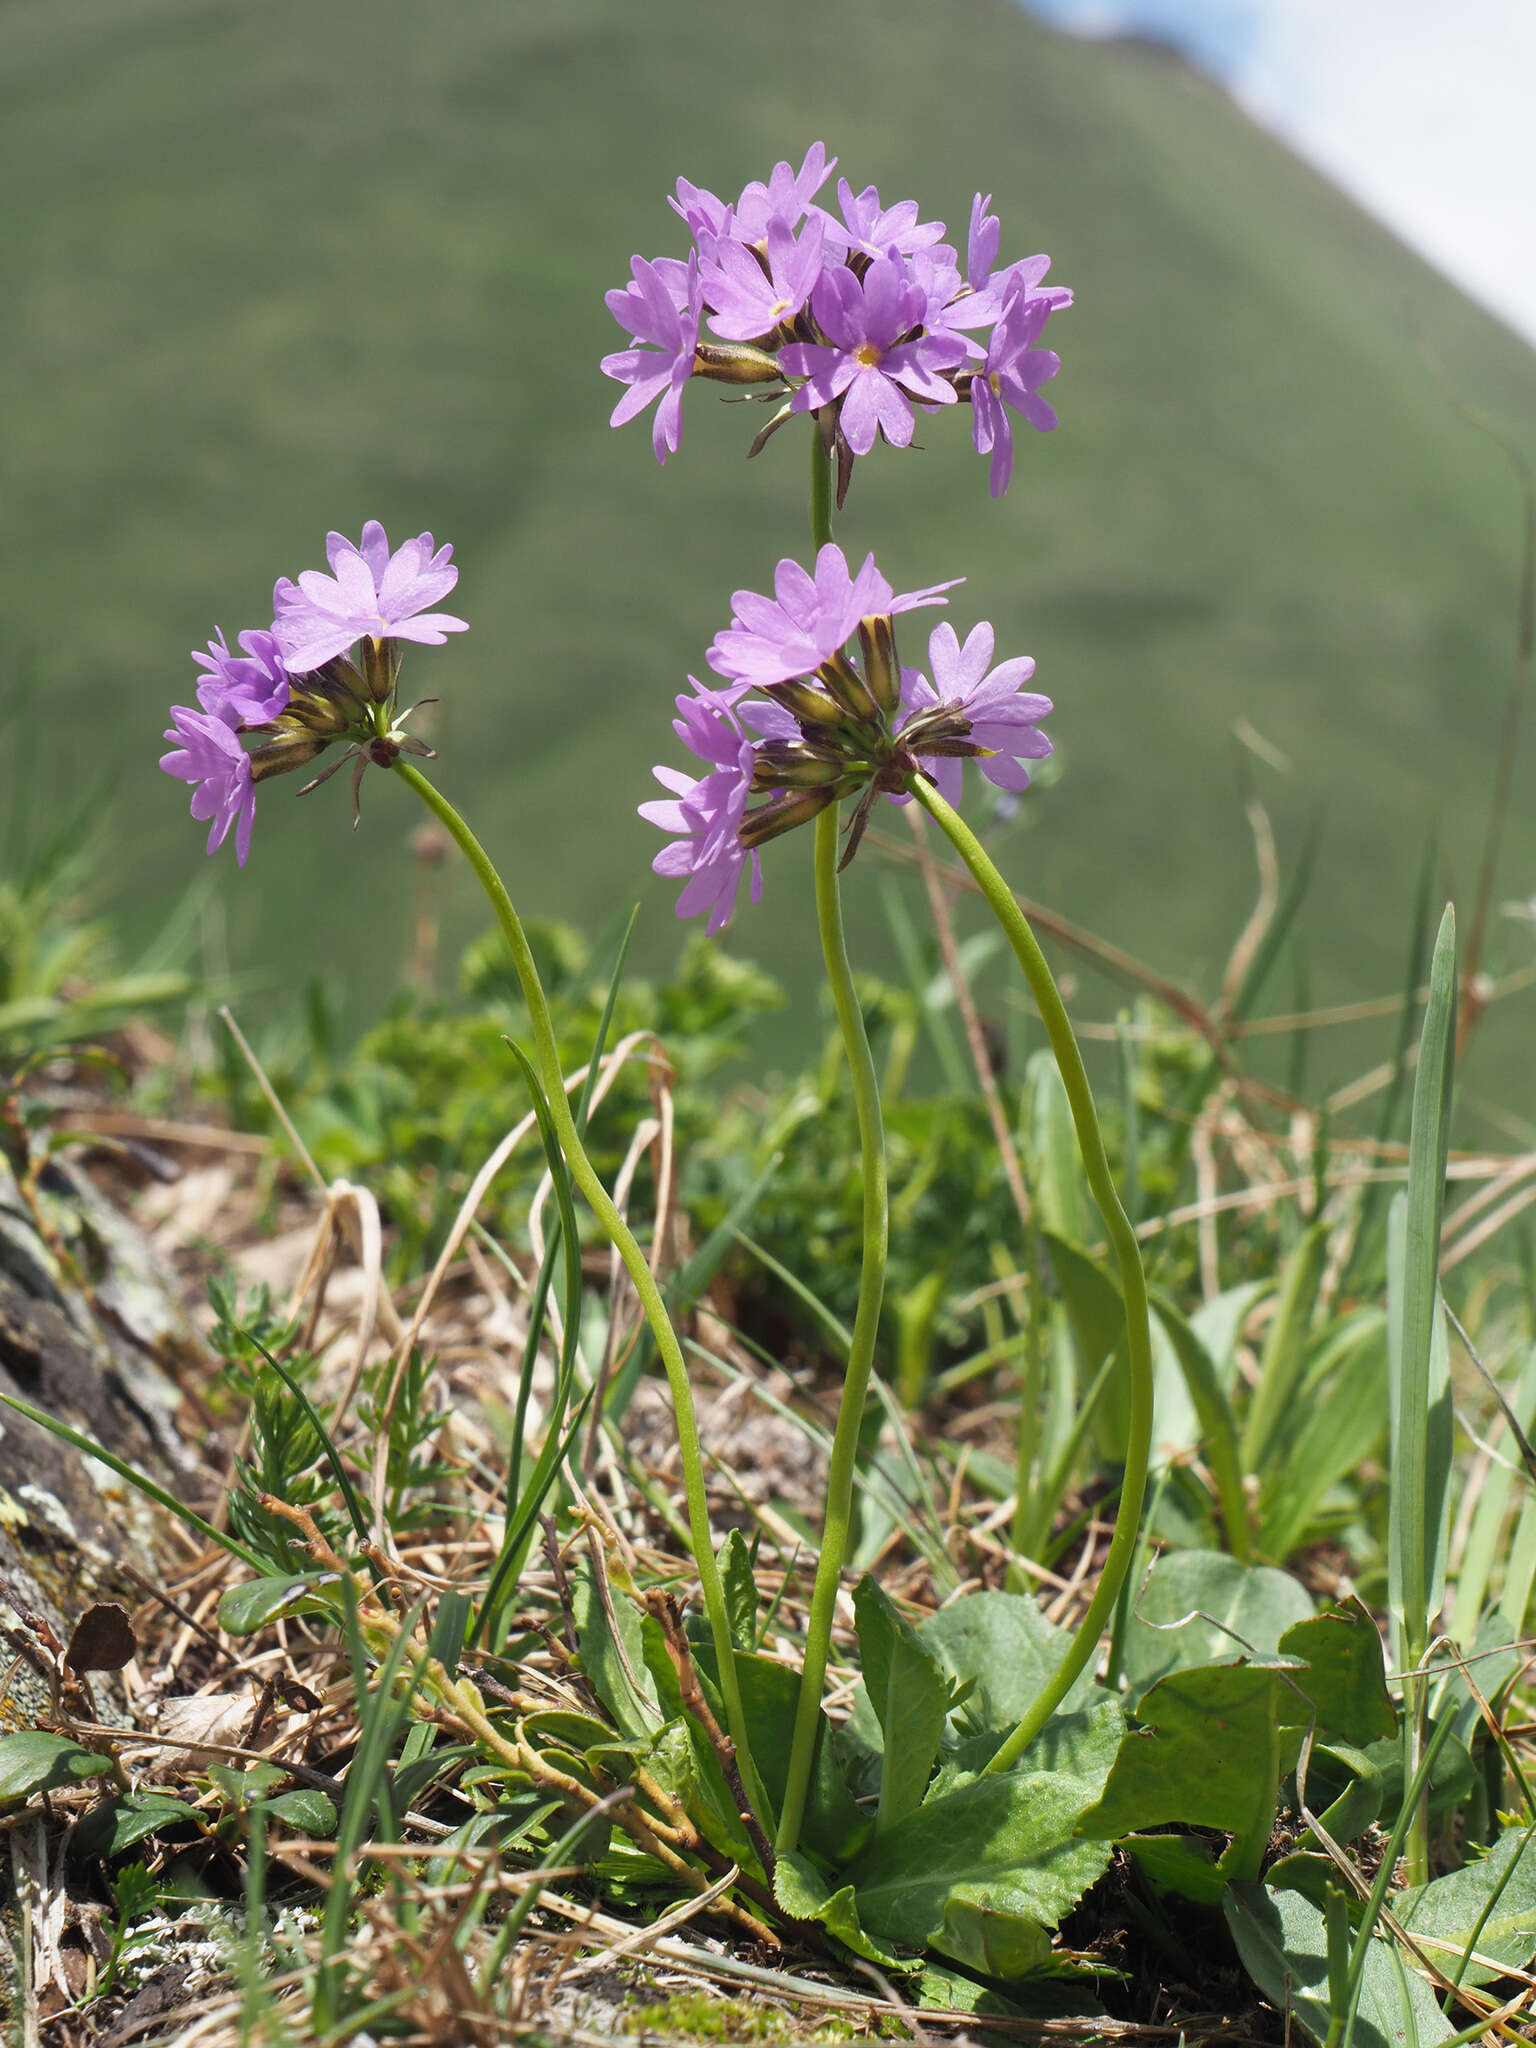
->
[773,1851,900,1967]
[719,1528,759,1651]
[1121,1832,1228,1906]
[1397,1825,1536,1988]
[0,1731,112,1801]
[1224,1881,1453,2048]
[853,1574,948,1830]
[73,1792,200,1859]
[693,1644,868,1864]
[265,1788,339,1835]
[572,1557,660,1740]
[1084,1663,1299,1844]
[1276,1598,1397,1745]
[218,1573,329,1636]
[848,1697,1121,1968]
[918,1589,1108,1736]
[1121,1549,1313,1704]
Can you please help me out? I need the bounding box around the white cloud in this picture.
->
[1022,0,1536,347]
[1231,1,1536,344]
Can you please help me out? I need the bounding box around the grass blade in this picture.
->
[1388,902,1458,1892]
[1389,904,1458,1668]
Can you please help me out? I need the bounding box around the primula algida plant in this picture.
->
[157,144,1153,1934]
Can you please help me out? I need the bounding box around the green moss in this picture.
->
[616,1988,886,2044]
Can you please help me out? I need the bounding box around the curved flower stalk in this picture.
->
[601,143,1069,500]
[160,524,770,1828]
[909,777,1154,1776]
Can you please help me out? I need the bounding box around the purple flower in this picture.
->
[669,176,733,243]
[192,627,290,725]
[601,253,704,466]
[971,289,1061,498]
[967,193,1001,292]
[896,621,1053,804]
[815,179,947,263]
[273,522,466,673]
[779,257,968,457]
[160,704,257,865]
[701,217,827,342]
[639,687,761,933]
[733,143,836,241]
[708,543,959,688]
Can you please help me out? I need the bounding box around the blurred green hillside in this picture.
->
[6,0,1536,1110]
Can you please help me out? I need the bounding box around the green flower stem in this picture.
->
[390,759,769,1828]
[777,801,891,1856]
[908,778,1154,1775]
[809,413,833,552]
[776,417,892,1855]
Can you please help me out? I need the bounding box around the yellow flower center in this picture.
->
[854,343,884,369]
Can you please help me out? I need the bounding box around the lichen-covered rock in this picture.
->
[0,1154,210,1725]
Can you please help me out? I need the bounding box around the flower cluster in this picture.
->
[602,144,1068,500]
[642,545,1052,930]
[161,523,466,863]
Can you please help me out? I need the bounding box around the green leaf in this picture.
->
[209,1762,286,1807]
[1388,903,1458,1667]
[773,1851,900,1968]
[719,1529,758,1652]
[1275,1598,1397,1746]
[727,1650,868,1864]
[0,1731,112,1801]
[572,1559,660,1741]
[1257,1314,1389,1561]
[73,1793,201,1859]
[852,1575,948,1831]
[917,1588,1109,1735]
[1240,1220,1329,1474]
[1084,1663,1298,1844]
[218,1573,329,1634]
[1397,1825,1536,1988]
[1026,1056,1090,1245]
[1149,1292,1250,1556]
[1121,1549,1313,1703]
[847,1697,1121,1972]
[1044,1232,1121,1369]
[1224,1881,1454,2047]
[1121,1832,1229,1906]
[265,1788,339,1835]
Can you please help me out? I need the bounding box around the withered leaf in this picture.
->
[64,1603,137,1674]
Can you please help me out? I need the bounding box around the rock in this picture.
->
[0,1153,210,1726]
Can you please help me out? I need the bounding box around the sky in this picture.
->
[1021,0,1536,350]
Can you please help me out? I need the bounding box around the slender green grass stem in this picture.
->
[389,760,768,1826]
[908,779,1154,1773]
[776,804,891,1856]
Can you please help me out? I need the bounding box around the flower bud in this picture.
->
[857,614,900,716]
[751,741,849,791]
[692,341,785,386]
[248,730,331,782]
[814,649,879,723]
[738,784,843,849]
[762,679,848,728]
[359,635,400,704]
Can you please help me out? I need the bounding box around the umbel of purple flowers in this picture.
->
[642,544,1053,932]
[160,523,467,864]
[602,143,1069,503]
